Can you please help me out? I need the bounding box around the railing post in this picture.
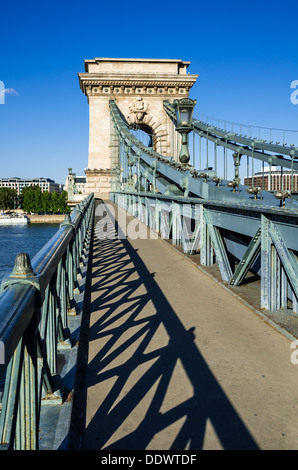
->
[160,204,171,240]
[60,214,79,310]
[0,253,39,449]
[0,321,39,450]
[200,206,213,266]
[261,215,271,310]
[155,198,161,233]
[172,202,181,245]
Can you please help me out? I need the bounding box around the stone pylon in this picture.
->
[78,58,198,198]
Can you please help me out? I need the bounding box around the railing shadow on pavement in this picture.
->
[82,200,259,450]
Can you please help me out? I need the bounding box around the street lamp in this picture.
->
[228,151,242,192]
[173,98,197,165]
[232,151,242,182]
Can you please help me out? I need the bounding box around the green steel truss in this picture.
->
[109,99,298,325]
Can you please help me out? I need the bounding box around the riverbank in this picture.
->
[1,210,67,224]
[29,214,66,223]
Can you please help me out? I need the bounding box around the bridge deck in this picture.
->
[81,200,298,450]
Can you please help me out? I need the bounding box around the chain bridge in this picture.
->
[0,58,297,450]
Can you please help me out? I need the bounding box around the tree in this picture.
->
[0,188,17,211]
[42,191,52,214]
[58,191,71,213]
[21,186,71,214]
[50,191,59,213]
[21,186,41,213]
[34,187,43,213]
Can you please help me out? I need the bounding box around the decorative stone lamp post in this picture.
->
[173,98,197,165]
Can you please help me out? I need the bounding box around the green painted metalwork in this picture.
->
[109,95,298,337]
[172,98,197,164]
[202,209,232,283]
[110,100,298,208]
[0,194,94,449]
[164,101,298,170]
[111,189,298,318]
[229,226,262,286]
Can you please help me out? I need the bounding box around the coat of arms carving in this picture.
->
[129,97,149,123]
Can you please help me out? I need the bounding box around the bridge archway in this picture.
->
[78,58,198,197]
[127,105,167,154]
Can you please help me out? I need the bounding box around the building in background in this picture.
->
[63,168,87,206]
[244,166,298,193]
[64,169,86,195]
[73,176,87,194]
[0,177,62,195]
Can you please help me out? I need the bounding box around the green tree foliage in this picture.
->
[21,186,71,214]
[21,186,42,213]
[42,191,52,214]
[50,191,59,213]
[0,188,17,211]
[58,191,70,213]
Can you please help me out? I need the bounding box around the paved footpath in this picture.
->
[83,200,298,450]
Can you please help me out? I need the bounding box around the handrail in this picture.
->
[195,112,298,146]
[0,193,94,449]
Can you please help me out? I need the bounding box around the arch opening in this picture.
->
[130,122,155,149]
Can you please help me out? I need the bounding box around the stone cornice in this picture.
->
[78,73,198,95]
[81,79,197,86]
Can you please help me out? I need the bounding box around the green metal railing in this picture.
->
[0,193,94,449]
[108,97,298,338]
[110,190,298,332]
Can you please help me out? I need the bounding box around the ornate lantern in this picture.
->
[173,98,197,164]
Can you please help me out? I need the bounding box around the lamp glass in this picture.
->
[179,108,191,126]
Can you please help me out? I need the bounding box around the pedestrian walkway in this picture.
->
[83,200,298,450]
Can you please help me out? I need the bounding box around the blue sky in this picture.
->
[0,0,297,184]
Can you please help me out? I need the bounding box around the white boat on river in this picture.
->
[0,214,30,225]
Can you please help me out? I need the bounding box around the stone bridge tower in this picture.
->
[78,58,198,198]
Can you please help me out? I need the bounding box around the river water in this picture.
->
[0,223,60,282]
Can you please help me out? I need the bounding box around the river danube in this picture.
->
[0,223,60,281]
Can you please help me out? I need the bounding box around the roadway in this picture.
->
[81,199,298,450]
